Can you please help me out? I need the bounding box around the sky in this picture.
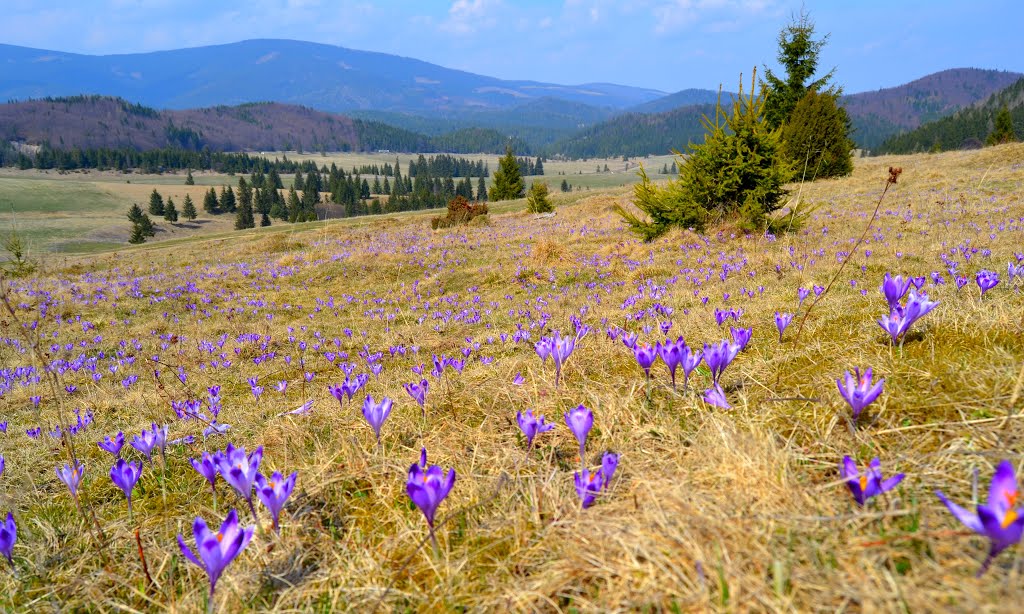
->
[2,0,1022,94]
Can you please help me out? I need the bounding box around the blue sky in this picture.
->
[3,0,1022,93]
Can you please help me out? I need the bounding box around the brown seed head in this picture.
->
[888,167,903,184]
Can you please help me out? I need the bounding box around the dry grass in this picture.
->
[1,144,1023,612]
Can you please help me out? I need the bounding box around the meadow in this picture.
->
[0,153,674,256]
[0,143,1022,612]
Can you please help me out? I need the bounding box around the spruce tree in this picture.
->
[235,197,255,230]
[987,105,1017,145]
[534,157,544,175]
[203,187,219,214]
[148,189,165,216]
[286,187,301,223]
[616,71,794,240]
[128,223,146,244]
[477,176,487,201]
[127,203,144,225]
[260,212,271,227]
[181,194,197,220]
[164,198,178,222]
[220,186,236,213]
[781,88,854,179]
[489,147,525,201]
[237,177,253,215]
[138,214,156,237]
[185,169,195,185]
[761,9,838,130]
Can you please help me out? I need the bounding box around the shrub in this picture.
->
[431,196,489,229]
[616,72,794,240]
[526,182,554,213]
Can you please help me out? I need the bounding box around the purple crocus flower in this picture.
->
[564,404,594,462]
[839,456,904,506]
[361,395,393,444]
[730,326,752,351]
[406,448,455,530]
[936,460,1024,576]
[836,367,884,421]
[976,270,999,296]
[657,337,685,389]
[98,432,125,456]
[255,471,297,532]
[403,380,429,415]
[880,273,912,308]
[511,372,525,385]
[56,461,85,499]
[191,452,219,497]
[130,427,158,462]
[516,409,554,450]
[702,383,731,409]
[550,331,577,387]
[0,513,15,566]
[0,455,4,479]
[703,340,739,384]
[177,509,254,608]
[216,444,263,518]
[110,458,142,514]
[774,312,793,342]
[574,451,619,509]
[632,342,658,379]
[680,345,703,391]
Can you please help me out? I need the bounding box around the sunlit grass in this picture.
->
[0,143,1022,611]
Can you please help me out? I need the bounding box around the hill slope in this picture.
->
[547,104,717,158]
[841,68,1022,150]
[0,40,664,116]
[876,77,1024,153]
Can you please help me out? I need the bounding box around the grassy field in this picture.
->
[0,144,1022,611]
[0,153,674,257]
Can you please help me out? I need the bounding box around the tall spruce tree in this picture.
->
[203,187,219,214]
[477,176,487,201]
[181,194,197,220]
[761,9,837,130]
[235,198,255,229]
[164,198,179,222]
[781,88,854,179]
[127,203,144,225]
[489,146,525,201]
[220,186,236,213]
[148,189,165,216]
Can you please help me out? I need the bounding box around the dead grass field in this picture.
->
[0,153,672,256]
[0,144,1022,612]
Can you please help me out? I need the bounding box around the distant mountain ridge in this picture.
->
[0,40,665,116]
[0,96,530,154]
[0,40,1018,158]
[548,68,1023,158]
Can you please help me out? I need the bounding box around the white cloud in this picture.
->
[440,0,501,35]
[652,0,776,35]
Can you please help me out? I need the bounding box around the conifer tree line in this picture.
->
[123,154,501,243]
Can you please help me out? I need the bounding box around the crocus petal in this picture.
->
[936,490,984,533]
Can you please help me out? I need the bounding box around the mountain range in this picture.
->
[1,40,1020,157]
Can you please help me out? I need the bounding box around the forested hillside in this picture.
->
[877,77,1024,153]
[841,68,1022,150]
